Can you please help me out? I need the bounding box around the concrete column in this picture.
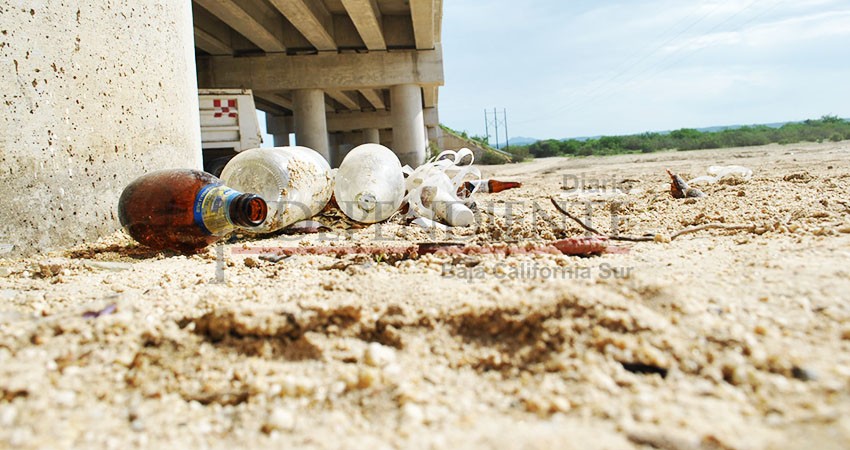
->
[335,144,355,169]
[273,134,291,147]
[426,127,442,151]
[0,1,200,255]
[328,133,341,168]
[293,88,329,161]
[391,84,426,167]
[331,132,361,168]
[363,128,380,144]
[266,114,292,148]
[380,129,394,150]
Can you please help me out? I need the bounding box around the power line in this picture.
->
[519,0,781,126]
[613,0,773,90]
[514,0,733,125]
[516,0,783,128]
[556,0,782,117]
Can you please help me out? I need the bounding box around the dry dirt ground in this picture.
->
[2,142,850,449]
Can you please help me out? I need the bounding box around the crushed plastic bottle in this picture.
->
[220,146,333,233]
[334,144,405,223]
[559,189,631,202]
[404,148,480,227]
[118,169,267,253]
[688,165,753,184]
[410,216,450,231]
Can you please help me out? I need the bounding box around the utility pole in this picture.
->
[484,108,510,150]
[493,108,500,149]
[503,109,510,152]
[484,109,489,144]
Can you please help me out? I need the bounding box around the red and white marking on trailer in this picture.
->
[212,99,238,118]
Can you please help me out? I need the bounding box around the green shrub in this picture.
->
[528,139,563,157]
[442,116,850,161]
[479,150,510,165]
[506,146,531,163]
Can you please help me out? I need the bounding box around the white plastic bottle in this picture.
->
[334,144,405,223]
[420,173,474,227]
[220,146,333,233]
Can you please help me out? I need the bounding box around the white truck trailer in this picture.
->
[198,88,262,176]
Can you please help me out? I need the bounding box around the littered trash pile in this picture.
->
[116,144,535,255]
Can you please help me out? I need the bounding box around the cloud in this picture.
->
[439,0,850,139]
[664,9,850,53]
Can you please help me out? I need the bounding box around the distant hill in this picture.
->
[516,119,846,145]
[505,136,538,146]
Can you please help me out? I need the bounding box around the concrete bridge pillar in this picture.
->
[273,133,291,147]
[334,143,355,168]
[0,1,200,255]
[328,132,340,168]
[427,126,438,142]
[363,128,381,145]
[293,88,329,161]
[391,84,427,167]
[266,114,291,147]
[380,129,394,150]
[427,126,437,155]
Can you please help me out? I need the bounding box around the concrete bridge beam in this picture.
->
[410,0,436,50]
[268,0,336,52]
[193,6,233,55]
[326,90,360,111]
[359,89,386,110]
[193,0,286,52]
[340,0,386,51]
[198,46,443,92]
[267,109,438,134]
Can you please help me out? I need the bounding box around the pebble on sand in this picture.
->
[262,407,295,433]
[364,342,397,367]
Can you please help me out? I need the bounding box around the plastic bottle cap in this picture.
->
[356,191,377,212]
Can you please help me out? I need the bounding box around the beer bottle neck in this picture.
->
[229,193,267,228]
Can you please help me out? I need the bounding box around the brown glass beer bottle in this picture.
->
[458,179,523,196]
[118,169,267,253]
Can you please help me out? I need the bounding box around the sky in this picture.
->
[438,0,850,141]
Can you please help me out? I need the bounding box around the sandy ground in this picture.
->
[2,142,850,449]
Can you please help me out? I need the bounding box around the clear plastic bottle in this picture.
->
[334,144,405,223]
[220,146,333,233]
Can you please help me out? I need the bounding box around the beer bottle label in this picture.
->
[468,179,489,193]
[193,184,239,235]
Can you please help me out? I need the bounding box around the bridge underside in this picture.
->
[192,0,444,167]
